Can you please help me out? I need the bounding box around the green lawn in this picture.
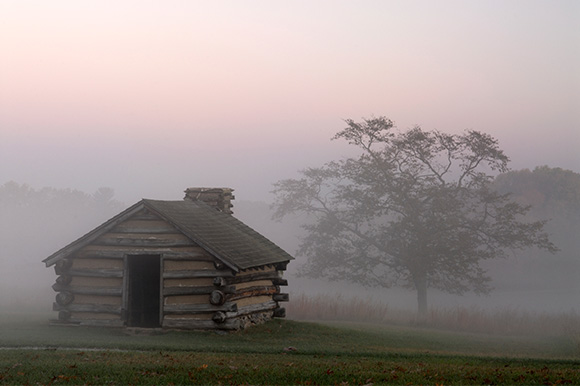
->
[0,312,578,385]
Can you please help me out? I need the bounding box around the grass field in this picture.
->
[0,311,579,385]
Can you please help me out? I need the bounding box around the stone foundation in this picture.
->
[238,311,274,330]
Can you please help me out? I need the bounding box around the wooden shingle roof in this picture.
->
[143,199,293,270]
[43,199,293,271]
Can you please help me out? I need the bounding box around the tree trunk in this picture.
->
[414,274,428,317]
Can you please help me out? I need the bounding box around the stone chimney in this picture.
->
[184,187,235,214]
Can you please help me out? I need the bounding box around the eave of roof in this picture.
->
[42,201,146,267]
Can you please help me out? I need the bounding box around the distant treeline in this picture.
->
[488,166,580,291]
[0,182,124,303]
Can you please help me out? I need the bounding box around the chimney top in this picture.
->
[184,187,234,214]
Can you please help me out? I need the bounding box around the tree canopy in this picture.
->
[272,117,558,314]
[493,166,580,224]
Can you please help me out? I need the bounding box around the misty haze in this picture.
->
[1,1,579,383]
[1,163,579,325]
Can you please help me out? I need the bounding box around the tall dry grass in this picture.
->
[287,293,580,339]
[287,293,394,324]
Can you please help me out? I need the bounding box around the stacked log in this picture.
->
[51,253,125,326]
[162,261,289,330]
[162,256,238,329]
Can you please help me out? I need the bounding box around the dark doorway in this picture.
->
[127,255,161,328]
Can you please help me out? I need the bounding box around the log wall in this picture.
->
[50,208,289,330]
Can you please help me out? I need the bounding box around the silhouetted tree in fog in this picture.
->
[272,117,558,315]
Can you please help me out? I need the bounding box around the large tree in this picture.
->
[272,117,558,314]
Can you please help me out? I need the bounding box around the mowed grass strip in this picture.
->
[1,315,578,359]
[1,349,579,385]
[0,314,579,384]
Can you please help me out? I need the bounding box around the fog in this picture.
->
[2,189,578,321]
[1,1,579,323]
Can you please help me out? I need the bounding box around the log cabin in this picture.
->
[42,188,292,330]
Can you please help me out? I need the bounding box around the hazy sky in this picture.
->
[1,0,579,203]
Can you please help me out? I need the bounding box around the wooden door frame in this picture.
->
[122,254,164,328]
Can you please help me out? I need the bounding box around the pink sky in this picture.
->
[1,0,579,202]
